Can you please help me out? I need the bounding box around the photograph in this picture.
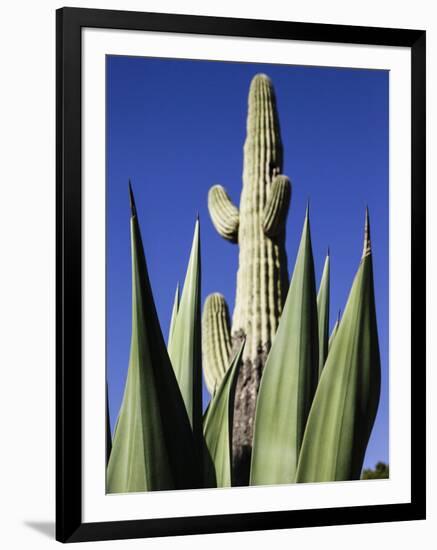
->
[105,56,389,493]
[0,0,430,546]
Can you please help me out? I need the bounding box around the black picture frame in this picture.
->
[56,6,426,543]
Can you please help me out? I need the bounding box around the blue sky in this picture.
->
[106,56,389,471]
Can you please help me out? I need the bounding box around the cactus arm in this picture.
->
[262,175,291,237]
[208,185,239,243]
[202,293,232,395]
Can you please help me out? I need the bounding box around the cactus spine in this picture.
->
[205,74,291,484]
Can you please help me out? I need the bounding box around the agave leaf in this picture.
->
[295,209,381,482]
[167,282,180,350]
[317,253,330,377]
[202,382,218,426]
[203,400,212,424]
[328,310,341,352]
[203,341,245,487]
[250,208,319,486]
[107,184,200,493]
[168,220,203,451]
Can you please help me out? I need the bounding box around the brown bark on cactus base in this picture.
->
[231,333,269,486]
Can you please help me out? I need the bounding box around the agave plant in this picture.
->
[249,207,319,486]
[107,74,381,492]
[203,340,245,488]
[106,185,202,492]
[295,210,381,482]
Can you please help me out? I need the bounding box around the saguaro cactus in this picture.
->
[205,74,291,484]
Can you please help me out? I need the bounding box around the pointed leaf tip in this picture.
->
[107,199,200,493]
[302,204,311,234]
[362,207,371,258]
[193,216,200,234]
[128,181,137,217]
[296,221,381,483]
[203,339,245,487]
[168,220,202,441]
[250,212,318,485]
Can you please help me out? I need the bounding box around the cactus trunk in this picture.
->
[232,75,290,484]
[206,74,291,485]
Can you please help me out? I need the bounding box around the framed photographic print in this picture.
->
[56,7,426,543]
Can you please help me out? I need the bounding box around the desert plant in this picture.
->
[202,293,233,394]
[250,210,380,485]
[167,218,203,463]
[250,208,318,485]
[167,282,179,350]
[295,210,381,482]
[329,309,341,351]
[107,74,382,493]
[106,185,201,492]
[203,341,245,487]
[205,74,291,484]
[317,253,330,377]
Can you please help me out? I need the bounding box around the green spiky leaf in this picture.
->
[203,341,245,487]
[317,253,330,377]
[328,310,341,351]
[295,210,381,482]
[167,282,179,350]
[107,185,200,493]
[168,220,203,454]
[250,209,319,486]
